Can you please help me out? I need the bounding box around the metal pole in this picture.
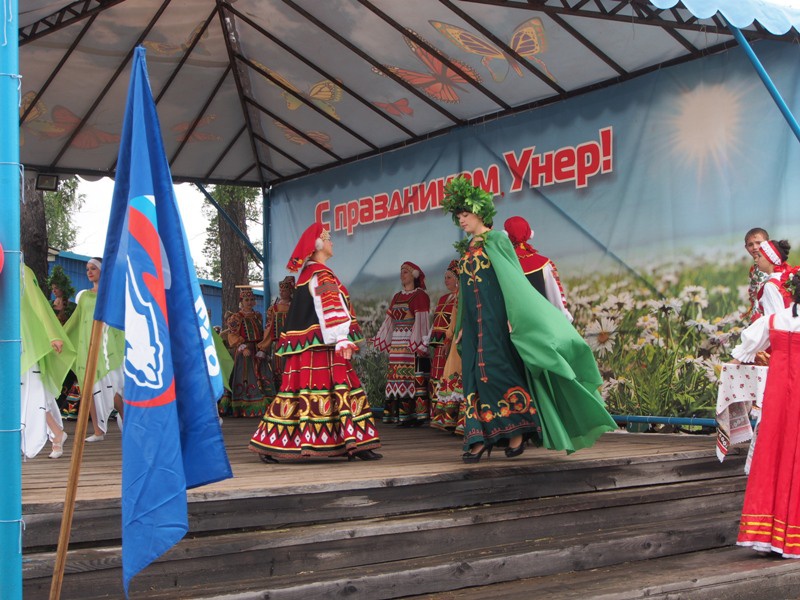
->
[194,183,264,264]
[611,415,718,428]
[727,23,800,145]
[262,186,271,307]
[0,2,23,598]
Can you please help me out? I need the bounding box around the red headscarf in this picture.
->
[287,223,326,272]
[504,216,534,252]
[402,260,426,290]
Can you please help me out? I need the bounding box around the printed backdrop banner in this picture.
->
[268,40,800,304]
[268,40,800,420]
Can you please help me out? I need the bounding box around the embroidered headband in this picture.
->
[760,240,783,266]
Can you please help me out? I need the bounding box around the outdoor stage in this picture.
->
[20,421,800,599]
[22,418,721,506]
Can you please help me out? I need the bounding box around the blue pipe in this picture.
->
[368,409,720,429]
[727,24,800,145]
[611,415,717,428]
[195,183,264,264]
[0,2,23,598]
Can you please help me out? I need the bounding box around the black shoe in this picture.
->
[505,442,525,458]
[350,449,383,461]
[462,445,492,463]
[259,454,279,464]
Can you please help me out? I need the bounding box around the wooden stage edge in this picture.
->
[22,418,735,510]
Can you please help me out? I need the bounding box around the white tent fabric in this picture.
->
[652,0,800,33]
[18,1,800,187]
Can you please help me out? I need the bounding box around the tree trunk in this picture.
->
[218,197,250,319]
[21,175,50,296]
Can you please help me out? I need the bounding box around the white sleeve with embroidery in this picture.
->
[730,317,771,363]
[310,273,352,347]
[373,313,393,352]
[543,262,573,322]
[410,310,431,353]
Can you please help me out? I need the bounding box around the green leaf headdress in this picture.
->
[441,176,496,228]
[47,265,76,301]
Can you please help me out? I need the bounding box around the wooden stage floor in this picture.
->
[21,419,729,509]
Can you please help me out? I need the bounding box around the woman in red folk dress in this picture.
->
[504,216,572,322]
[249,223,382,462]
[374,261,431,426]
[258,276,295,392]
[429,260,460,431]
[731,273,800,557]
[222,287,274,417]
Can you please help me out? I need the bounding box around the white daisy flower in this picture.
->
[585,317,618,357]
[680,285,709,308]
[700,357,725,384]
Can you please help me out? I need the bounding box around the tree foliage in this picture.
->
[43,176,85,250]
[199,184,263,317]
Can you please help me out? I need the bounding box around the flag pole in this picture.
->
[49,320,105,600]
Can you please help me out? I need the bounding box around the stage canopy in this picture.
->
[19,0,800,189]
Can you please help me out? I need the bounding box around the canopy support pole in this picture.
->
[261,186,271,307]
[0,2,22,598]
[194,183,264,264]
[728,24,800,144]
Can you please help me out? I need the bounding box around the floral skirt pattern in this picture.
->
[249,346,381,459]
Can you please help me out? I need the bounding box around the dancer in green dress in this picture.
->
[441,177,617,463]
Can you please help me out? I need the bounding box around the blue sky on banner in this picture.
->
[267,40,800,299]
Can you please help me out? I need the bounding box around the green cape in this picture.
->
[457,230,616,453]
[21,265,77,396]
[63,289,125,383]
[213,328,234,392]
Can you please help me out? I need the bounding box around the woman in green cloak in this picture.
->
[441,176,617,463]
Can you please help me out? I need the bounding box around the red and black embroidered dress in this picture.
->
[249,262,381,459]
[374,288,431,424]
[221,310,273,417]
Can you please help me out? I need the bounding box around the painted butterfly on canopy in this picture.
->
[254,61,343,121]
[20,91,47,146]
[430,18,555,83]
[372,98,413,117]
[373,30,481,104]
[273,120,332,150]
[22,102,119,149]
[143,22,210,57]
[171,114,221,143]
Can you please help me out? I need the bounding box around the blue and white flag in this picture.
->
[94,47,232,595]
